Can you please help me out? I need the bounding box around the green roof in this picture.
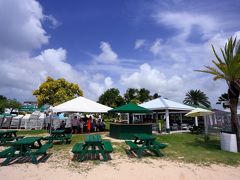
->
[108,103,152,113]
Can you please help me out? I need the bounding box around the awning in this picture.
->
[140,97,194,111]
[52,96,112,113]
[108,103,152,113]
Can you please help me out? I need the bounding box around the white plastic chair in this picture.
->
[10,115,24,129]
[20,114,31,129]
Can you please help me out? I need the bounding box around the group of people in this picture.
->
[70,115,105,134]
[45,112,106,134]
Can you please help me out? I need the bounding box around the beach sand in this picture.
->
[0,155,240,180]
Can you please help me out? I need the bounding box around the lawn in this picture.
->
[157,133,240,165]
[16,130,240,165]
[17,129,48,135]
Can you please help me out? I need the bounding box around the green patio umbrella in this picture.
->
[109,103,152,124]
[108,103,152,113]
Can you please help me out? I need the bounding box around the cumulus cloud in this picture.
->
[0,47,82,100]
[0,0,112,101]
[88,76,113,99]
[120,63,184,97]
[134,39,146,49]
[150,39,162,55]
[96,41,118,63]
[0,0,48,54]
[120,62,227,105]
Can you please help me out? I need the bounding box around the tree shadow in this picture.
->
[124,149,155,158]
[72,153,112,162]
[185,137,221,151]
[1,153,52,166]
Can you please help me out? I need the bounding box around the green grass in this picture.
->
[17,129,48,135]
[50,134,85,152]
[15,130,240,166]
[156,133,240,165]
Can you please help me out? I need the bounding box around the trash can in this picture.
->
[220,131,237,153]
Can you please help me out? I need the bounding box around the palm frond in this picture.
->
[212,45,223,64]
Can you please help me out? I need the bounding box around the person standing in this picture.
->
[60,120,66,130]
[87,116,91,133]
[79,119,84,134]
[71,116,79,134]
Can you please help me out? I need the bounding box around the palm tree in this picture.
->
[197,37,240,152]
[216,93,229,108]
[183,89,211,108]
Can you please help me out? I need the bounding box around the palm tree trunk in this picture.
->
[229,86,240,152]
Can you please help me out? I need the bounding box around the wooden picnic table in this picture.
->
[0,130,23,144]
[72,134,113,162]
[0,137,52,165]
[83,134,108,161]
[44,130,71,144]
[125,133,166,158]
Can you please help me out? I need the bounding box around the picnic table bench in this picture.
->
[43,130,72,144]
[125,133,167,158]
[0,137,52,166]
[0,130,24,144]
[72,134,113,161]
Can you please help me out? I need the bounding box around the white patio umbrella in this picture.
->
[185,108,214,140]
[185,108,214,117]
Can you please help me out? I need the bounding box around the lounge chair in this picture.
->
[20,114,31,129]
[1,116,13,129]
[10,115,24,129]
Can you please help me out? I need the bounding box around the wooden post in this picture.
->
[195,117,198,126]
[165,109,170,133]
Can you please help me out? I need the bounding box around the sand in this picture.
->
[0,156,240,180]
[0,133,239,180]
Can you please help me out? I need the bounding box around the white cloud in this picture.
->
[104,77,113,88]
[44,15,60,29]
[120,63,184,97]
[0,0,48,54]
[134,39,146,49]
[120,62,227,106]
[153,12,219,40]
[150,39,162,55]
[96,41,118,63]
[0,0,112,102]
[88,76,114,99]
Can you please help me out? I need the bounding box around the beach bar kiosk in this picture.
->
[108,103,152,139]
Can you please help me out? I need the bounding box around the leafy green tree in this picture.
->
[197,37,240,151]
[7,99,21,112]
[152,93,161,99]
[33,76,83,107]
[0,95,7,101]
[124,88,139,103]
[183,89,211,108]
[0,95,21,113]
[98,88,125,107]
[216,93,229,108]
[0,95,7,113]
[138,88,151,103]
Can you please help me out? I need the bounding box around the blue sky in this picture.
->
[0,0,240,107]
